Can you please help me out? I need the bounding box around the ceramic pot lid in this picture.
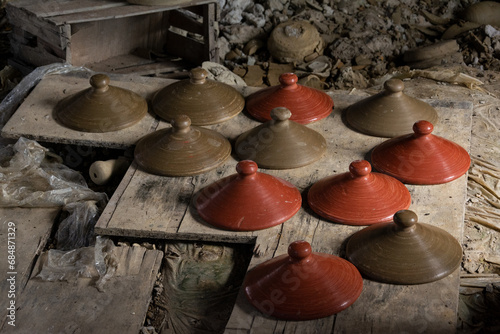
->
[194,160,301,231]
[346,210,462,285]
[244,240,363,320]
[235,107,327,169]
[55,74,147,132]
[151,67,245,125]
[371,120,471,184]
[134,115,231,176]
[345,78,438,137]
[307,160,411,225]
[246,73,333,124]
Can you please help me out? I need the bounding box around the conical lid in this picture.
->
[194,160,302,231]
[151,67,245,125]
[345,78,438,137]
[244,240,363,320]
[134,115,231,176]
[55,74,147,132]
[371,120,471,184]
[346,210,462,285]
[246,73,333,124]
[307,160,411,225]
[235,107,327,169]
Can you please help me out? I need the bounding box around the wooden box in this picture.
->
[6,0,219,73]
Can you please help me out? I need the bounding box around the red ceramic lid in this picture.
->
[307,160,411,225]
[244,240,363,320]
[346,210,463,285]
[371,120,471,184]
[246,73,333,124]
[194,160,302,231]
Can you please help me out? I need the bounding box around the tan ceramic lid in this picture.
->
[151,67,245,125]
[346,210,462,285]
[235,107,327,169]
[134,115,231,176]
[55,74,147,133]
[345,78,438,137]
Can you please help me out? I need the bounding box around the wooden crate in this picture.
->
[6,0,219,74]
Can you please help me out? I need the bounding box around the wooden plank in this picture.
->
[19,0,128,18]
[1,73,174,149]
[10,42,65,68]
[169,9,204,35]
[166,31,205,65]
[0,207,60,324]
[204,3,219,62]
[86,53,189,75]
[0,244,163,333]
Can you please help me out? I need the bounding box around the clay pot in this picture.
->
[244,240,363,320]
[194,160,302,231]
[307,160,411,225]
[235,107,327,169]
[371,120,471,185]
[246,73,333,124]
[345,78,438,137]
[268,20,324,63]
[55,74,147,133]
[134,115,231,176]
[346,210,462,285]
[151,67,245,125]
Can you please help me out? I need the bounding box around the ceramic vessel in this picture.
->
[55,74,147,132]
[235,107,327,169]
[371,120,471,184]
[307,160,411,225]
[134,115,231,176]
[246,73,333,124]
[194,160,302,231]
[346,210,463,285]
[151,67,245,125]
[345,78,438,137]
[244,240,363,320]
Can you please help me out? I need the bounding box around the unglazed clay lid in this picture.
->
[346,210,462,285]
[55,74,147,132]
[246,73,333,124]
[134,115,231,176]
[235,107,327,169]
[307,160,411,225]
[194,160,301,231]
[345,78,438,137]
[371,120,471,184]
[151,67,245,125]
[244,240,363,320]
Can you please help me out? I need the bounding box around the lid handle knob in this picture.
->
[236,160,258,176]
[288,240,312,261]
[90,74,110,93]
[349,160,371,177]
[394,210,418,229]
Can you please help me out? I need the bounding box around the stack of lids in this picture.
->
[55,74,147,132]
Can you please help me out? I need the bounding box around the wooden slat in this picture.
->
[0,244,163,333]
[166,31,205,65]
[204,3,219,62]
[16,0,128,18]
[169,9,204,35]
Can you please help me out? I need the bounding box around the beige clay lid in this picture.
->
[151,67,245,125]
[134,115,231,176]
[345,78,438,137]
[55,74,147,133]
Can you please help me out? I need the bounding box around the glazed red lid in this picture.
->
[134,115,231,176]
[194,160,302,231]
[235,107,327,169]
[307,160,411,225]
[371,120,471,184]
[345,78,438,137]
[244,240,363,320]
[346,210,463,285]
[246,73,333,124]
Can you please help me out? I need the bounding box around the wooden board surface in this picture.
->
[93,92,472,332]
[0,73,174,149]
[0,244,163,333]
[0,207,60,326]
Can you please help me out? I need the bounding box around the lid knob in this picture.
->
[288,240,312,261]
[279,73,299,89]
[384,79,404,94]
[236,160,258,176]
[271,107,292,121]
[172,115,191,133]
[90,74,110,93]
[190,67,208,84]
[413,120,434,135]
[349,160,371,177]
[393,210,418,229]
